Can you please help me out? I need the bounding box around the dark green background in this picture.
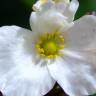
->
[0,0,96,96]
[0,0,96,28]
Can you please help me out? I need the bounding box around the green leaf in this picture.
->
[90,94,96,96]
[21,0,36,9]
[75,0,96,19]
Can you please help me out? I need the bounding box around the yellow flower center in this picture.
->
[36,32,65,59]
[43,41,58,55]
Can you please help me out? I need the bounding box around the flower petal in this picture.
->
[52,0,79,22]
[32,0,70,12]
[47,51,96,96]
[62,0,79,22]
[0,26,38,76]
[30,10,69,34]
[32,0,78,22]
[64,15,96,50]
[0,62,55,96]
[0,26,31,75]
[19,61,56,95]
[0,26,55,95]
[0,67,42,96]
[33,0,53,12]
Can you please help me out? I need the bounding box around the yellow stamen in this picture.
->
[40,54,46,57]
[36,44,40,48]
[59,45,65,49]
[47,55,54,59]
[43,41,57,55]
[38,48,44,53]
[35,32,65,59]
[54,54,58,58]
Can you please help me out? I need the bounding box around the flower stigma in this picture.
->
[36,32,65,59]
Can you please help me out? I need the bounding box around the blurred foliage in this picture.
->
[76,0,96,19]
[0,0,96,27]
[0,0,31,28]
[0,0,96,96]
[21,0,35,9]
[91,94,96,96]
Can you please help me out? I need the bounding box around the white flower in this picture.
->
[33,0,70,11]
[0,0,96,96]
[33,0,79,22]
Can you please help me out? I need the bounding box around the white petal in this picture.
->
[32,0,78,22]
[30,10,69,34]
[64,15,96,50]
[0,67,42,96]
[33,0,53,12]
[47,53,96,96]
[0,26,32,76]
[19,61,56,95]
[32,0,70,12]
[0,26,39,77]
[0,60,55,96]
[56,0,79,22]
[0,26,55,95]
[63,49,96,67]
[0,62,55,96]
[64,0,79,22]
